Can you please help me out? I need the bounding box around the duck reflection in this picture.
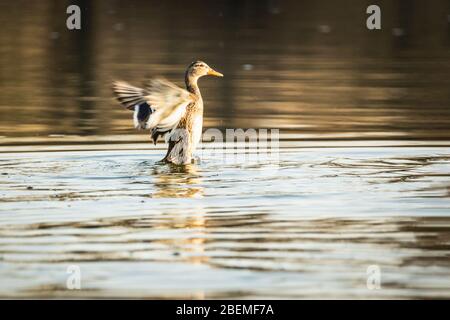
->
[150,163,203,198]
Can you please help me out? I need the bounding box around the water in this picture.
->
[1,142,449,298]
[0,0,450,299]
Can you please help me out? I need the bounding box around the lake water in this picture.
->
[1,141,449,298]
[0,0,449,299]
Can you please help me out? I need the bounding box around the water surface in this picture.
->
[1,142,449,298]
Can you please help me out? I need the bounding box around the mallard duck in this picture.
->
[112,61,223,165]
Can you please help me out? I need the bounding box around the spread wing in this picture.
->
[143,79,193,131]
[112,81,148,110]
[112,79,194,143]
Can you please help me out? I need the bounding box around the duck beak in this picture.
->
[207,68,224,77]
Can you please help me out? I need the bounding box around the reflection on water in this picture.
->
[0,0,449,141]
[150,164,203,198]
[0,144,449,298]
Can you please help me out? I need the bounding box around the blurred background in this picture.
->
[0,0,449,144]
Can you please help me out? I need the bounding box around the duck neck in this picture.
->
[185,73,202,98]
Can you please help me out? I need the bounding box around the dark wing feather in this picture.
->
[133,102,152,130]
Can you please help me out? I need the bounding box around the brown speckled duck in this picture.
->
[113,61,223,165]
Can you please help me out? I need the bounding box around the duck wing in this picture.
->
[112,81,148,110]
[112,79,193,142]
[112,81,154,129]
[143,79,193,131]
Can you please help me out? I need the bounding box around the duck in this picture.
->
[112,61,223,165]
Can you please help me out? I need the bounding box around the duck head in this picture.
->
[186,61,223,80]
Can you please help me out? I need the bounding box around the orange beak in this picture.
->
[207,68,224,77]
